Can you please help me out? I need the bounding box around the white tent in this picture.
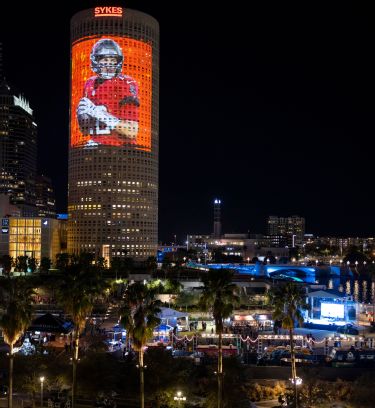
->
[157,307,189,328]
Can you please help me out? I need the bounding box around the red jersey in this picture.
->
[83,74,139,146]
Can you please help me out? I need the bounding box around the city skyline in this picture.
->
[0,1,373,242]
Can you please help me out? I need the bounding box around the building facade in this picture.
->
[267,215,305,247]
[0,216,64,266]
[186,233,289,262]
[0,79,38,215]
[68,7,159,261]
[35,175,56,218]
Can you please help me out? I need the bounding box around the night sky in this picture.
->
[0,1,373,243]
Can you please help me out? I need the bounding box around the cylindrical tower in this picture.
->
[68,7,159,261]
[213,199,221,239]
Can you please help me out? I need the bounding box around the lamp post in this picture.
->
[40,376,45,408]
[289,376,302,408]
[174,391,186,406]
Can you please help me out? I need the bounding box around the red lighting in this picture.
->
[94,7,123,17]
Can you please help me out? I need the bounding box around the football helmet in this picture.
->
[90,39,123,79]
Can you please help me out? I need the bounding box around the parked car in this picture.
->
[336,324,359,335]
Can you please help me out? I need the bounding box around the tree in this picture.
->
[119,282,162,408]
[0,277,35,408]
[267,282,309,408]
[0,255,13,275]
[55,253,71,271]
[28,257,37,273]
[56,263,108,408]
[15,256,28,273]
[199,269,239,408]
[146,256,157,272]
[343,246,369,265]
[40,257,52,273]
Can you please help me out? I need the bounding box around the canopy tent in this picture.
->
[157,307,189,329]
[152,324,173,343]
[28,313,73,334]
[154,324,173,333]
[307,289,348,299]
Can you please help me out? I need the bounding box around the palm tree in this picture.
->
[267,282,309,408]
[199,269,239,408]
[56,263,108,408]
[119,282,161,408]
[0,277,35,408]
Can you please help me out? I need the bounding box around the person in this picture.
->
[77,38,140,147]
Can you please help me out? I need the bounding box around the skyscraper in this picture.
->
[0,77,38,215]
[68,7,159,261]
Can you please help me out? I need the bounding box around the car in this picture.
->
[336,324,359,335]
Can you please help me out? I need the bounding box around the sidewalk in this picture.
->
[254,399,278,407]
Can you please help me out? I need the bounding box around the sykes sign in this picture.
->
[94,7,123,17]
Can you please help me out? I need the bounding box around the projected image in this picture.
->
[321,303,344,319]
[71,36,152,150]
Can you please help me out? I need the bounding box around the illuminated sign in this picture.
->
[94,7,123,17]
[2,219,9,227]
[71,35,152,151]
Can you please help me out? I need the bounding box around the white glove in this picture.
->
[77,97,107,118]
[77,97,120,130]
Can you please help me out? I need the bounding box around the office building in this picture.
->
[267,215,305,247]
[68,7,159,260]
[0,78,37,215]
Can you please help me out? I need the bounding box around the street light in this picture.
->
[40,376,45,408]
[289,376,302,408]
[174,391,186,406]
[290,376,303,386]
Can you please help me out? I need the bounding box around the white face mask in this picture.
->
[98,60,118,79]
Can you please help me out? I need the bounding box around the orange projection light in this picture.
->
[71,35,152,151]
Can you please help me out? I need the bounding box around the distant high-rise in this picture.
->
[213,199,222,238]
[0,77,38,215]
[68,7,159,261]
[267,215,305,247]
[35,175,56,218]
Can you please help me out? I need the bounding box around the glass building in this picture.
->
[0,78,38,215]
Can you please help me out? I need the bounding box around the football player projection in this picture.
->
[76,38,140,147]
